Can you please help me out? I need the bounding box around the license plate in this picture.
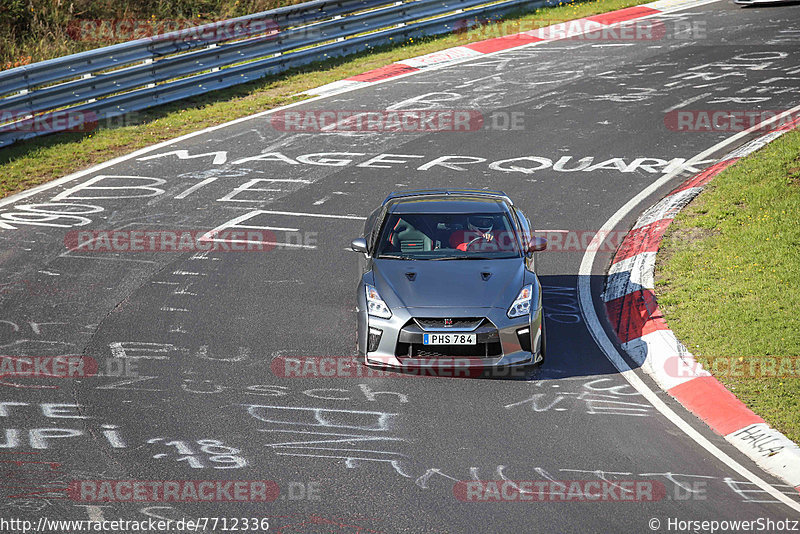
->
[423,333,476,345]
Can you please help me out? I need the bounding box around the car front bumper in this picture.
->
[359,305,544,369]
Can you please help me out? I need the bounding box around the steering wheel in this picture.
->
[465,233,495,251]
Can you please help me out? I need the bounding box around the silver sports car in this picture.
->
[350,189,547,373]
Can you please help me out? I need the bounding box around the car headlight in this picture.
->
[507,284,533,318]
[366,284,392,319]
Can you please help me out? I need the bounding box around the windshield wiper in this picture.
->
[377,254,415,260]
[433,254,520,260]
[431,255,492,260]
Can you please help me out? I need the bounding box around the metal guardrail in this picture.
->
[0,0,556,148]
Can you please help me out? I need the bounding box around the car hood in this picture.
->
[372,258,526,309]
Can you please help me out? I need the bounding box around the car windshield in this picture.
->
[374,212,522,260]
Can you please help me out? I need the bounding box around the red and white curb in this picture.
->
[603,116,800,493]
[306,0,718,97]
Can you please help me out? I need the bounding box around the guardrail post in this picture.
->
[142,58,157,88]
[209,44,221,72]
[395,1,406,28]
[334,15,346,41]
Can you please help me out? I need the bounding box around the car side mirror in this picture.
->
[527,236,547,253]
[350,237,368,254]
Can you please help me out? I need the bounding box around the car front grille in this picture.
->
[413,317,484,331]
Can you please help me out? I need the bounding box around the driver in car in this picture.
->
[449,215,497,251]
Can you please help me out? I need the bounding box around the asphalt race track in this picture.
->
[1,1,799,532]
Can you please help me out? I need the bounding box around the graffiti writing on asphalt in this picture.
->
[0,402,126,450]
[146,438,247,469]
[504,378,654,417]
[0,151,715,230]
[542,285,583,325]
[244,404,410,478]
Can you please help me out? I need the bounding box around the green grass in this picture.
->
[0,0,648,199]
[0,1,309,66]
[655,128,800,444]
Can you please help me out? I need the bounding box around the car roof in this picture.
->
[382,189,513,215]
[382,189,512,206]
[388,197,507,215]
